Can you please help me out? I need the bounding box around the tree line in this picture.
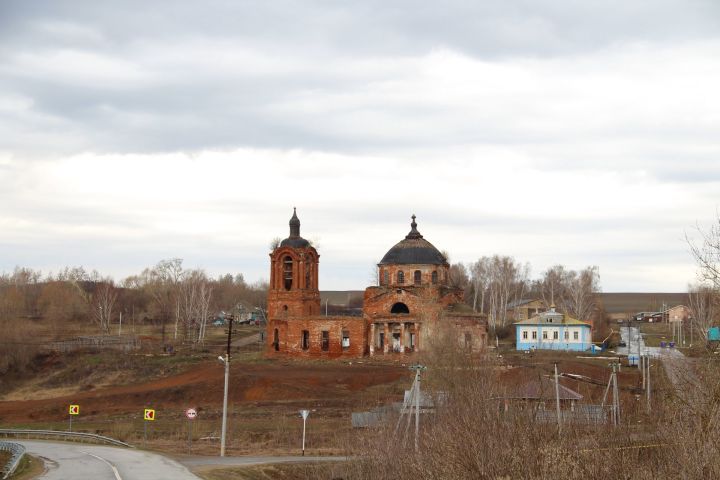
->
[0,259,268,344]
[447,255,601,331]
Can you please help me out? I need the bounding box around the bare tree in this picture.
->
[687,214,720,289]
[448,263,469,290]
[484,256,530,330]
[540,265,566,307]
[563,266,600,321]
[538,265,600,320]
[177,269,215,344]
[150,258,184,339]
[197,280,213,344]
[92,280,118,334]
[468,258,490,313]
[688,283,718,341]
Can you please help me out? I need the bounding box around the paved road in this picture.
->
[17,440,200,480]
[617,326,684,359]
[617,326,700,401]
[18,440,346,479]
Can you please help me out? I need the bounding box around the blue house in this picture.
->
[515,307,592,352]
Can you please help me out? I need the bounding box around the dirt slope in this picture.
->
[0,360,407,423]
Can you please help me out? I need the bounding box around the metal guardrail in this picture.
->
[0,441,26,479]
[0,429,134,449]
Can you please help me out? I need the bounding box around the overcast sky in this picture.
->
[1,0,719,292]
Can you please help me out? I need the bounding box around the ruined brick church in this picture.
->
[266,209,487,357]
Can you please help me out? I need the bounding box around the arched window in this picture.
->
[383,270,389,286]
[432,271,438,284]
[414,270,421,285]
[397,271,405,284]
[283,256,293,290]
[391,302,410,314]
[273,328,279,351]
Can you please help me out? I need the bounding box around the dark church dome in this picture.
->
[379,215,447,265]
[280,208,311,248]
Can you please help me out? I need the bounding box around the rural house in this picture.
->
[506,298,547,321]
[514,307,592,352]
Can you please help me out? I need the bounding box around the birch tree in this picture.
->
[484,256,530,330]
[469,258,490,313]
[91,280,118,334]
[538,265,600,320]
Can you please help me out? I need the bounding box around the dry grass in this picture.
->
[6,454,45,480]
[197,463,340,480]
[322,329,720,480]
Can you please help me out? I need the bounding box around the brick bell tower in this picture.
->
[267,208,321,321]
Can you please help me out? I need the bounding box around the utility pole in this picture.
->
[415,368,421,452]
[611,363,619,426]
[554,363,562,433]
[395,364,426,451]
[641,355,646,390]
[646,357,651,413]
[220,317,233,457]
[601,366,614,425]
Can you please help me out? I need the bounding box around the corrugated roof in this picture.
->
[506,377,583,401]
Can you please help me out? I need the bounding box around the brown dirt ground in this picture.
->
[0,359,408,423]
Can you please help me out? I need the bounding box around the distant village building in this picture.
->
[514,307,592,351]
[633,305,693,323]
[506,299,547,322]
[667,305,692,323]
[266,210,487,357]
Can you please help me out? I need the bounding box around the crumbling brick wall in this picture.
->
[267,315,366,357]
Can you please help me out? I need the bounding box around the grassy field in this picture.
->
[599,292,689,314]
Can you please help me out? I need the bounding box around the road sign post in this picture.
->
[68,404,79,432]
[185,408,197,451]
[299,409,310,456]
[143,408,155,447]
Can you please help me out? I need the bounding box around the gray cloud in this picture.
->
[1,1,719,291]
[1,0,720,158]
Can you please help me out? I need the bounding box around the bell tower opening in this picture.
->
[283,255,293,290]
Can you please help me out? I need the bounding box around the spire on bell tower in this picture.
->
[289,207,300,238]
